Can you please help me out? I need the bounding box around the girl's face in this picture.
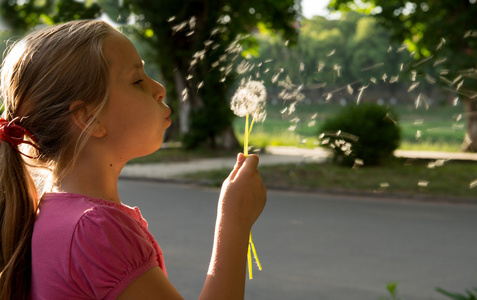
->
[100,32,171,162]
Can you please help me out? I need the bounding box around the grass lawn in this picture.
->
[130,102,476,201]
[180,158,477,201]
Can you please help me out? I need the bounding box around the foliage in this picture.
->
[98,0,299,149]
[378,281,401,300]
[319,103,401,166]
[436,287,477,300]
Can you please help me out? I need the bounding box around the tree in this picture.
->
[329,0,477,152]
[100,0,299,149]
[0,0,299,149]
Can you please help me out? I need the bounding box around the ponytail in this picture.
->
[0,141,38,299]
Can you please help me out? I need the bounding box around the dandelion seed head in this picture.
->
[230,80,267,120]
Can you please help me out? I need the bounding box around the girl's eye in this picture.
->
[133,79,144,85]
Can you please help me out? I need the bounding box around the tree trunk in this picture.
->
[461,98,477,152]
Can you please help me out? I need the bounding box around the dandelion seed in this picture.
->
[408,82,420,92]
[400,63,404,71]
[217,14,231,24]
[397,45,407,52]
[347,84,353,95]
[317,62,325,72]
[288,101,297,114]
[425,74,436,84]
[212,44,220,50]
[333,64,341,77]
[356,85,368,105]
[300,62,305,72]
[311,113,318,120]
[186,31,194,36]
[236,60,251,74]
[411,70,417,81]
[353,159,364,168]
[436,37,446,51]
[418,180,429,187]
[189,16,197,29]
[308,120,316,127]
[390,75,399,83]
[196,81,204,92]
[288,124,297,131]
[456,80,464,91]
[413,119,423,125]
[284,40,289,46]
[453,97,459,106]
[327,49,336,56]
[325,93,332,102]
[186,74,193,80]
[171,21,188,34]
[415,93,429,109]
[380,182,389,188]
[280,107,288,114]
[433,58,447,66]
[452,74,462,85]
[193,50,206,61]
[204,40,214,47]
[211,61,220,69]
[271,72,281,84]
[470,179,477,189]
[264,68,270,74]
[181,88,189,102]
[210,27,220,36]
[167,16,176,22]
[370,77,377,84]
[440,69,449,75]
[387,45,392,53]
[416,130,421,139]
[220,77,226,82]
[464,30,477,38]
[382,73,388,82]
[439,76,453,86]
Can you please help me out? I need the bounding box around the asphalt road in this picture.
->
[118,179,477,300]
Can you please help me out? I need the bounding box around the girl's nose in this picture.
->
[152,80,166,102]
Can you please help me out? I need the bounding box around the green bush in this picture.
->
[319,103,401,166]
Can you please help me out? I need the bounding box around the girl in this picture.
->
[0,20,266,299]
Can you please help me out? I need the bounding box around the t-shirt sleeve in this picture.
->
[69,205,160,300]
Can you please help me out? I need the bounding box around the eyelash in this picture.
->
[133,79,144,85]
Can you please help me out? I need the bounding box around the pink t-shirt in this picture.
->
[31,193,166,299]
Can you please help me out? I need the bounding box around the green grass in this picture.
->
[181,159,477,200]
[234,102,466,152]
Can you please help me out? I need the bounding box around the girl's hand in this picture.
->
[218,153,267,232]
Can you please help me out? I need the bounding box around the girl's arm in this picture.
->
[118,154,266,299]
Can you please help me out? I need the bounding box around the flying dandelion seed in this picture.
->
[470,179,477,189]
[196,81,204,93]
[171,21,188,34]
[317,62,325,72]
[400,63,404,71]
[284,40,289,46]
[271,71,282,84]
[380,182,390,188]
[167,16,176,22]
[433,58,447,66]
[390,75,399,83]
[264,68,270,74]
[370,77,377,84]
[204,40,214,47]
[408,82,420,92]
[411,70,417,81]
[387,45,392,53]
[308,120,316,127]
[181,88,189,102]
[210,27,220,36]
[236,60,252,74]
[347,84,354,95]
[382,73,388,82]
[415,93,429,109]
[397,45,407,52]
[456,80,464,91]
[193,50,206,61]
[189,16,197,29]
[456,114,462,122]
[325,93,332,102]
[300,62,305,72]
[356,85,368,105]
[415,130,421,139]
[280,107,288,115]
[186,74,193,81]
[418,181,429,187]
[436,37,446,51]
[186,31,194,37]
[333,64,341,77]
[440,69,449,76]
[425,74,436,84]
[452,74,463,85]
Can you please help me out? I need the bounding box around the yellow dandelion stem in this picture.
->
[244,113,249,156]
[250,231,262,270]
[248,115,256,137]
[247,240,253,279]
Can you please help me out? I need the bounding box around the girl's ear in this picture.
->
[69,100,106,138]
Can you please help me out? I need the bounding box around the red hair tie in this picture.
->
[0,117,40,159]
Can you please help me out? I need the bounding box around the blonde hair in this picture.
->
[0,20,116,299]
